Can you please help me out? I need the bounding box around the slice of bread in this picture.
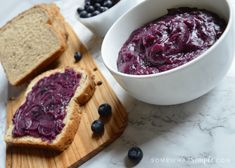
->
[41,4,68,40]
[0,4,67,86]
[5,67,96,151]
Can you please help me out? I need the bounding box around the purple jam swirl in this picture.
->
[12,69,81,142]
[117,7,226,75]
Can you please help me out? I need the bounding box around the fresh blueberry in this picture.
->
[92,10,100,16]
[103,0,113,8]
[85,1,91,6]
[95,0,104,3]
[77,7,84,14]
[87,13,92,18]
[100,6,109,12]
[128,147,143,163]
[79,10,88,18]
[85,5,95,13]
[94,3,101,9]
[91,120,104,134]
[98,7,104,12]
[74,51,82,62]
[98,103,112,117]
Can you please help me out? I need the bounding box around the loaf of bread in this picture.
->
[5,67,96,151]
[0,4,67,85]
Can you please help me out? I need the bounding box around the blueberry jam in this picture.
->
[12,69,81,142]
[117,7,226,75]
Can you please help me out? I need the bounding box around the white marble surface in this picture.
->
[1,0,235,168]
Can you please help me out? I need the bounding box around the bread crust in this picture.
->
[41,4,69,40]
[5,67,96,151]
[0,4,68,86]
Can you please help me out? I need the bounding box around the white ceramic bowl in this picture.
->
[102,0,234,105]
[77,0,144,37]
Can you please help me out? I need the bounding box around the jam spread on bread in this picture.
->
[117,7,226,75]
[12,69,81,141]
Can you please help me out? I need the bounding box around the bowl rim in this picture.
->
[101,0,233,79]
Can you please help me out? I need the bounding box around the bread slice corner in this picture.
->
[0,4,67,86]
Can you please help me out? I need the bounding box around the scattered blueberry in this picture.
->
[74,51,82,62]
[98,103,112,117]
[91,120,104,134]
[128,147,143,164]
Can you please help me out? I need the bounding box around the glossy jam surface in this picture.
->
[117,7,226,75]
[12,69,81,141]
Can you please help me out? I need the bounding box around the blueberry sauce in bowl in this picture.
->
[117,7,227,75]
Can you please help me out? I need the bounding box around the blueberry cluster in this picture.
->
[77,0,119,18]
[91,103,112,134]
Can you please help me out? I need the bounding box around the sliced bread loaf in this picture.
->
[41,4,68,40]
[5,67,96,151]
[0,4,67,85]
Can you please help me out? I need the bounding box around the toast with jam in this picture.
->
[5,67,95,151]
